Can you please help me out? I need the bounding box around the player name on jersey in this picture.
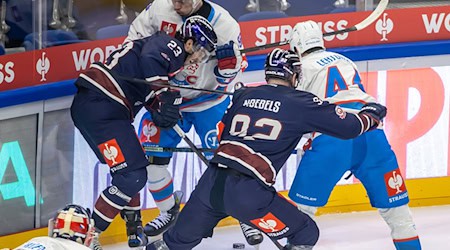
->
[243,98,281,113]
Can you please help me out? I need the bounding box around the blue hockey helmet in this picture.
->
[51,204,94,245]
[181,15,217,53]
[264,48,302,88]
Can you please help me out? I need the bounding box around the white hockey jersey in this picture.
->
[297,49,377,141]
[14,236,90,250]
[298,49,376,113]
[127,0,245,112]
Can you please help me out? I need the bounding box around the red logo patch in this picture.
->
[161,21,177,37]
[250,212,286,233]
[139,120,161,144]
[384,168,406,196]
[98,139,125,167]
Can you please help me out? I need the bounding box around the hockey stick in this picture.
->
[239,0,389,54]
[172,124,210,165]
[116,75,234,95]
[145,144,298,154]
[171,127,285,250]
[323,0,389,36]
[144,145,215,153]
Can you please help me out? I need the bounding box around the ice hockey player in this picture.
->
[126,0,261,247]
[287,20,422,250]
[11,204,94,250]
[146,47,388,250]
[70,16,218,250]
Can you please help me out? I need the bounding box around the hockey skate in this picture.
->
[144,191,183,236]
[240,222,264,246]
[121,210,148,248]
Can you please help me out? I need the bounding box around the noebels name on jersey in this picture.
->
[243,98,281,113]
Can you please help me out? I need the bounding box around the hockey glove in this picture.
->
[215,41,242,79]
[358,102,387,131]
[149,90,182,129]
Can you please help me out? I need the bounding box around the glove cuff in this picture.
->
[214,65,239,80]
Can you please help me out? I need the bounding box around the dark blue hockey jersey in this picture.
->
[211,84,373,187]
[75,31,185,117]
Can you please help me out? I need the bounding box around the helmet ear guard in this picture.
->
[290,20,325,55]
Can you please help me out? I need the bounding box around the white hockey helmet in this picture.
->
[289,20,325,55]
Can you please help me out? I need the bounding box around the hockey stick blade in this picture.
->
[323,0,389,36]
[116,75,234,95]
[238,0,389,53]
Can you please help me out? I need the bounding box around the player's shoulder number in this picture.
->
[167,40,182,57]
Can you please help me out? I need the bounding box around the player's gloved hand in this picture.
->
[358,102,387,131]
[149,90,182,129]
[215,41,242,79]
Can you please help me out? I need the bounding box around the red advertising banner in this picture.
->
[239,6,450,54]
[0,37,124,92]
[0,6,448,93]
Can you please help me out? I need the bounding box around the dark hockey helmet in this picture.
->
[181,15,217,53]
[51,204,94,244]
[264,48,302,88]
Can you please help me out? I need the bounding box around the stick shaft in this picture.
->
[117,75,234,95]
[144,146,215,153]
[173,124,210,165]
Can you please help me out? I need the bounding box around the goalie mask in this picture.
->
[181,15,217,63]
[264,48,302,88]
[290,20,325,55]
[51,204,94,245]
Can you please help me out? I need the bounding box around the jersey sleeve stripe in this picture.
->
[92,64,127,98]
[355,113,371,134]
[79,73,130,111]
[216,141,276,186]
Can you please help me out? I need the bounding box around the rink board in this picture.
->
[1,176,449,248]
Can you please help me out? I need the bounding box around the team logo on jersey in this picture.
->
[160,52,171,62]
[140,119,161,143]
[36,51,50,82]
[335,106,347,119]
[204,130,218,148]
[384,168,407,196]
[98,139,125,167]
[375,13,394,41]
[161,21,177,37]
[251,212,289,237]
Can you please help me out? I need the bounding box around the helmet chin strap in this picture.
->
[188,0,202,16]
[291,73,300,89]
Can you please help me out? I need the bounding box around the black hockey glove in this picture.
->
[358,102,387,131]
[149,90,182,129]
